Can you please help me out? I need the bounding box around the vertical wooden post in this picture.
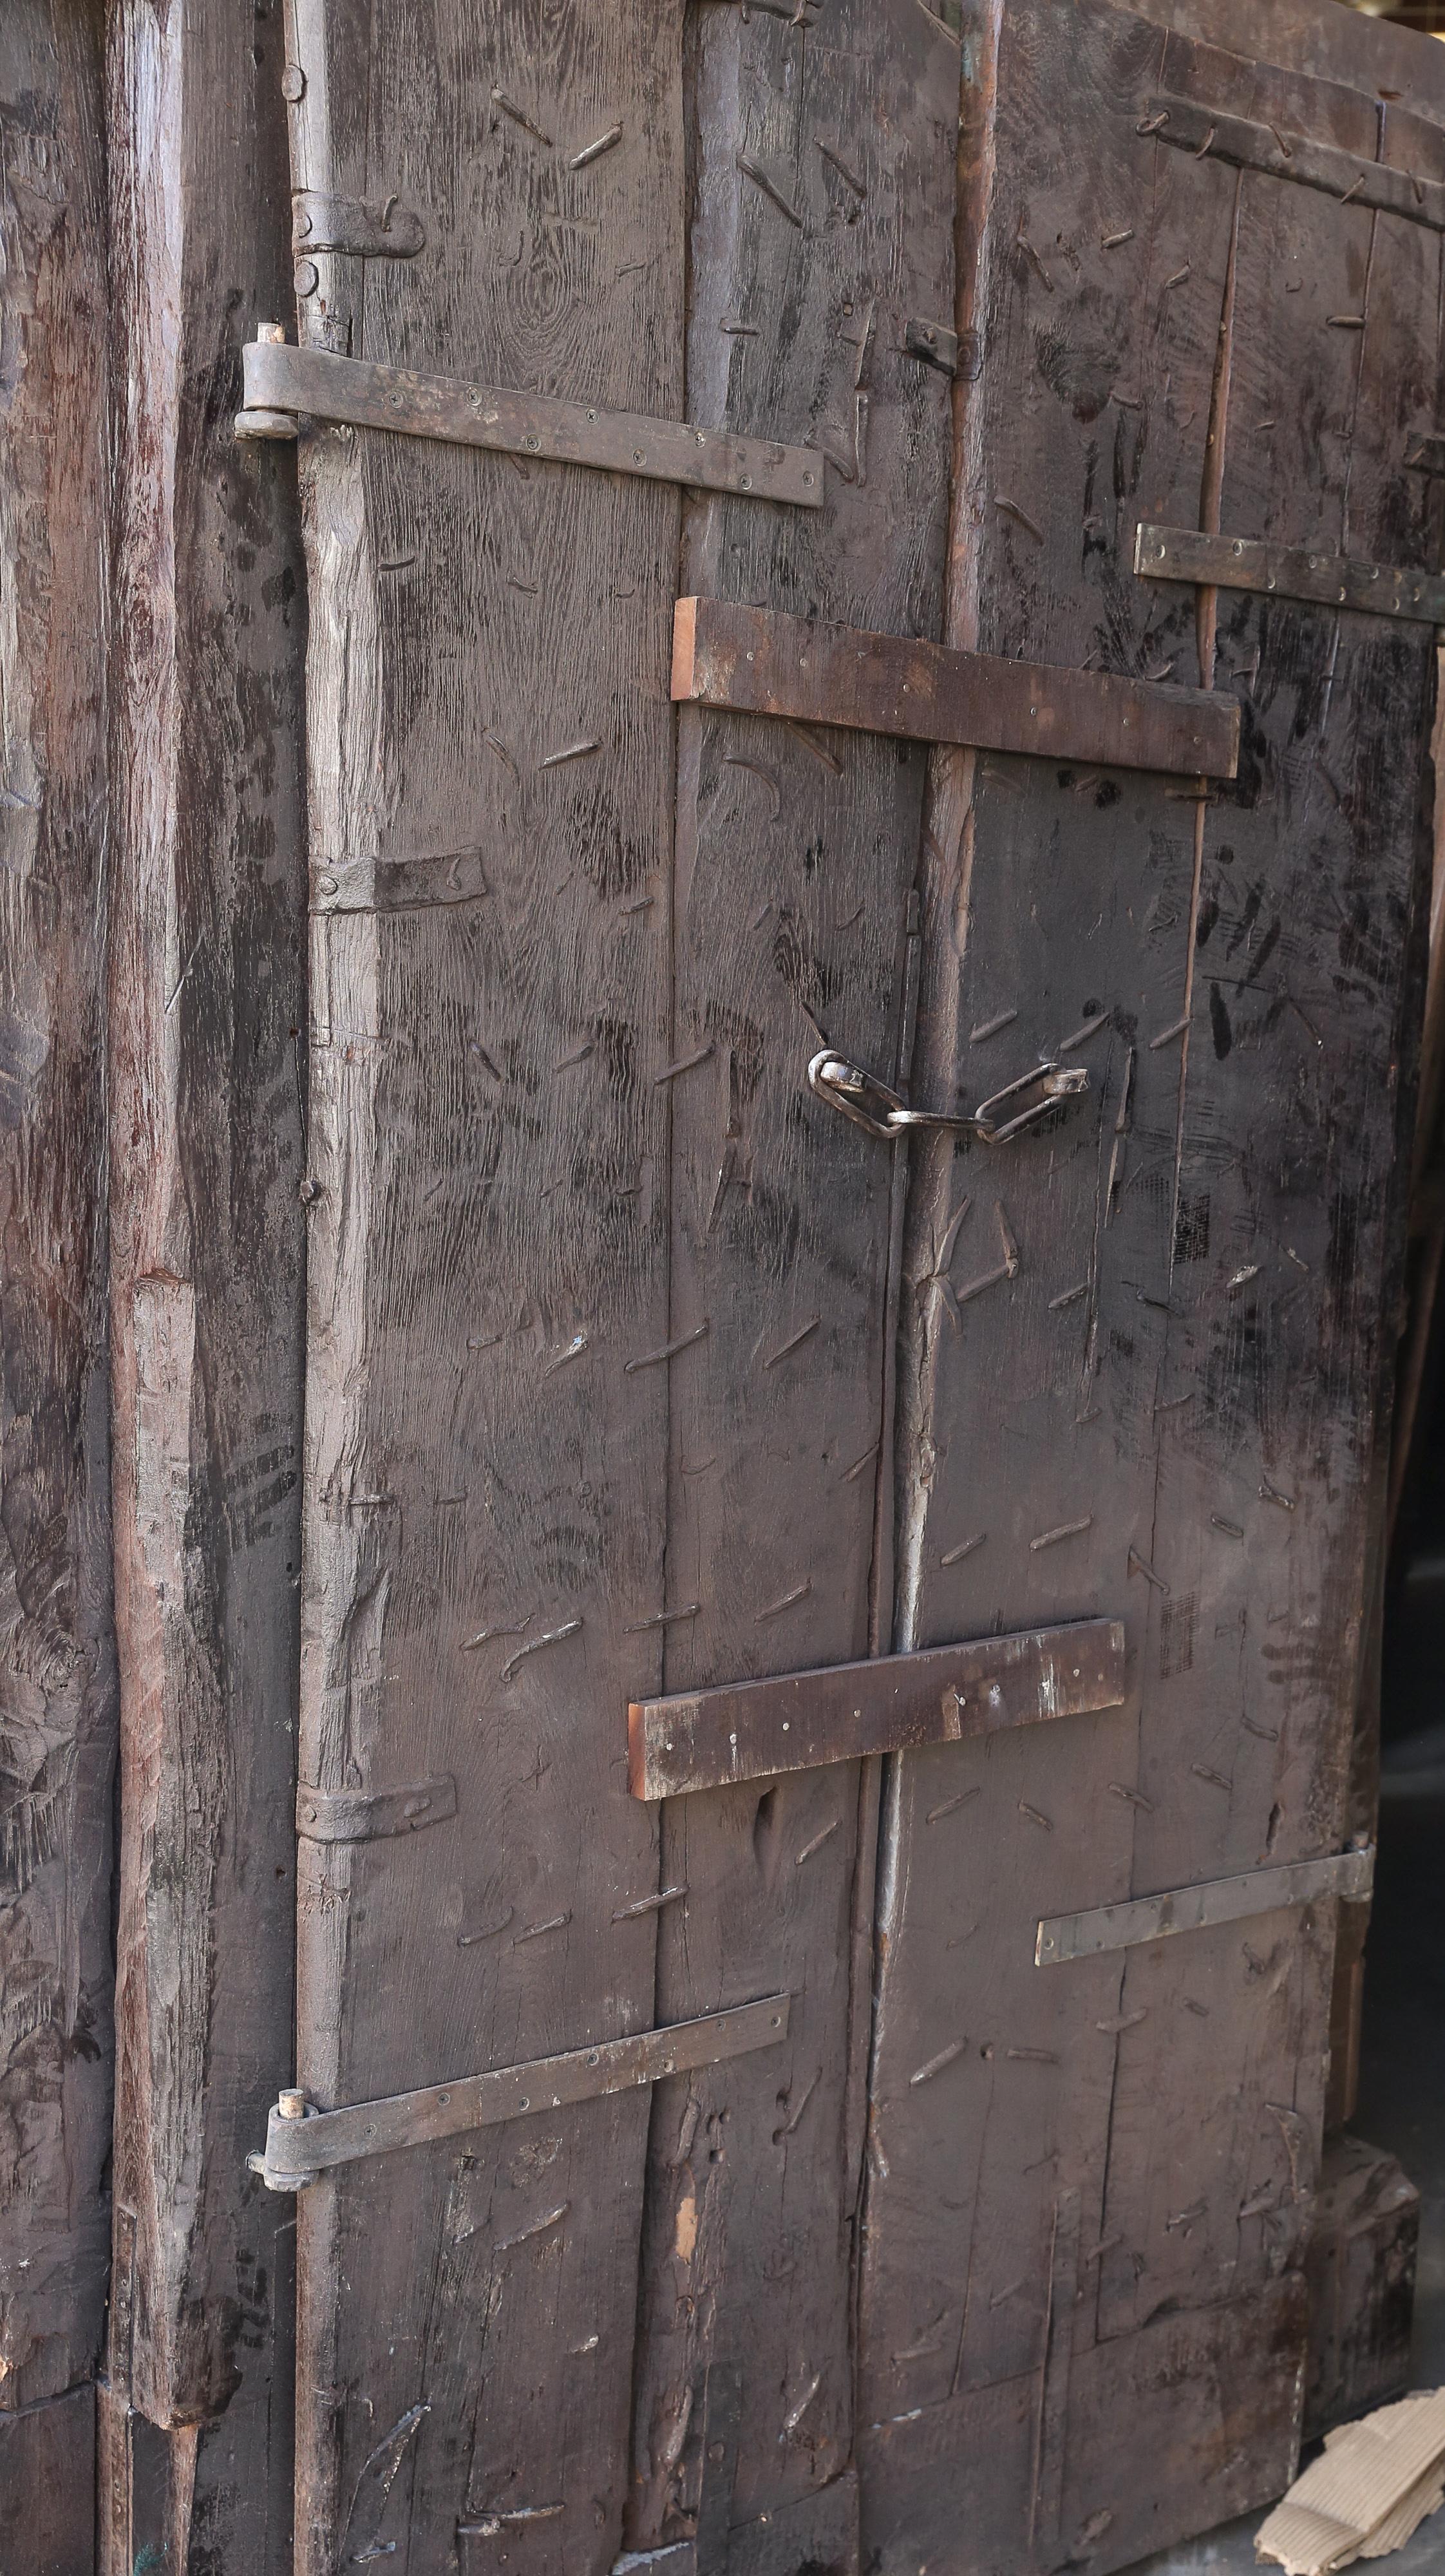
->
[0,7,114,2564]
[103,3,307,2566]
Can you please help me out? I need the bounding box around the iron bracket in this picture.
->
[1137,521,1445,626]
[1140,93,1445,234]
[1036,1845,1375,1965]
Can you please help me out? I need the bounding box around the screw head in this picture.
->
[281,63,307,100]
[293,258,319,298]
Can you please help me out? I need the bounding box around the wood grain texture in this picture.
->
[285,7,686,2571]
[104,0,306,2565]
[623,1,959,2550]
[862,0,1433,2559]
[0,0,115,2426]
[0,2381,97,2576]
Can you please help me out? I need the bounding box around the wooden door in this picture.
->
[250,0,1438,2570]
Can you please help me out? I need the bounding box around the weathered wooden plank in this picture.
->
[103,0,307,2565]
[239,339,824,506]
[0,2382,97,2576]
[673,598,1240,779]
[1149,0,1445,129]
[630,1619,1126,1800]
[286,6,687,2570]
[622,1,960,2550]
[0,0,115,2430]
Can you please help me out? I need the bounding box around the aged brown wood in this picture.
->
[629,1619,1126,1800]
[1304,2136,1419,2441]
[859,2,1437,2568]
[0,0,114,2467]
[104,0,307,2565]
[621,1,960,2555]
[673,598,1241,779]
[238,339,824,506]
[285,5,688,2568]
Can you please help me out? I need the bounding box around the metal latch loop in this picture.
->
[807,1049,1087,1146]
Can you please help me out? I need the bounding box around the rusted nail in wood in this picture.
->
[491,88,553,145]
[1096,2011,1148,2035]
[1084,2235,1124,2265]
[855,391,870,486]
[1243,1717,1279,1743]
[1157,1392,1195,1413]
[1109,1783,1154,1812]
[817,137,865,195]
[458,1909,514,1947]
[1017,231,1055,291]
[1166,2201,1207,2231]
[763,1315,820,1368]
[483,728,518,775]
[1007,2047,1059,2064]
[795,1817,838,1864]
[1032,1517,1091,1551]
[1212,1516,1244,1538]
[1075,1405,1103,1426]
[625,1604,701,1634]
[1137,109,1171,135]
[514,1912,573,1944]
[1185,1998,1209,2017]
[1049,1282,1088,1311]
[1268,123,1294,159]
[737,153,805,227]
[1259,1477,1295,1511]
[612,1886,688,1920]
[1163,265,1190,290]
[569,124,623,169]
[379,551,416,573]
[497,2203,570,2251]
[724,754,782,818]
[1146,658,1176,683]
[1060,1010,1111,1049]
[840,1442,879,1482]
[784,2372,823,2437]
[1019,1801,1054,1830]
[462,1614,531,1651]
[1101,228,1135,249]
[927,1788,981,1823]
[552,1043,594,1074]
[995,493,1044,542]
[773,2072,819,2141]
[654,1043,714,1086]
[1339,175,1365,205]
[1228,1264,1260,1291]
[891,2327,947,2363]
[955,1260,1012,1307]
[756,1578,812,1622]
[1191,1764,1231,1791]
[621,895,655,916]
[500,1618,583,1682]
[989,2277,1027,2309]
[971,1007,1018,1043]
[1116,1047,1137,1132]
[996,1201,1021,1271]
[782,717,844,772]
[1193,124,1217,159]
[940,1531,986,1567]
[541,739,601,770]
[460,2506,564,2537]
[625,1322,710,1372]
[1149,1014,1189,1049]
[1128,1544,1169,1594]
[1327,314,1366,328]
[1237,2185,1276,2220]
[721,317,760,336]
[909,2040,967,2086]
[542,1331,590,1375]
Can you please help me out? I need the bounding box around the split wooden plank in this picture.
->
[0,0,114,2445]
[285,7,688,2570]
[629,1619,1126,1799]
[623,0,961,2552]
[102,0,310,2564]
[673,598,1240,779]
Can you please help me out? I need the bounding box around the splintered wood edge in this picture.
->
[671,595,701,703]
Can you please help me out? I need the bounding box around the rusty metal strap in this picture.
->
[251,1993,789,2189]
[1137,522,1445,626]
[672,598,1240,780]
[234,337,822,508]
[1035,1846,1375,1966]
[631,1617,1126,1801]
[1142,94,1445,234]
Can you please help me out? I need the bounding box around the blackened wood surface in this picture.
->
[104,0,306,2566]
[623,2,958,2550]
[0,2382,97,2576]
[1303,2134,1419,2439]
[0,0,115,2426]
[860,1,1435,2566]
[286,8,685,2571]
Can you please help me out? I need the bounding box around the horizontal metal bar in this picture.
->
[253,1993,790,2187]
[672,598,1240,781]
[1036,1846,1375,1966]
[630,1618,1126,1801]
[1137,521,1445,625]
[295,1773,457,1844]
[235,339,822,507]
[1145,93,1445,232]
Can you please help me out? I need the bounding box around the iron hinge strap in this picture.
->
[248,1993,789,2190]
[233,336,822,509]
[1137,522,1445,627]
[1036,1844,1375,1965]
[1140,93,1445,236]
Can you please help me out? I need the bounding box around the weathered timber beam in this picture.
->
[630,1618,1126,1800]
[1137,521,1445,623]
[1143,93,1445,232]
[236,336,822,506]
[671,598,1240,779]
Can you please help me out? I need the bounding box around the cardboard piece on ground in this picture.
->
[1256,2390,1445,2573]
